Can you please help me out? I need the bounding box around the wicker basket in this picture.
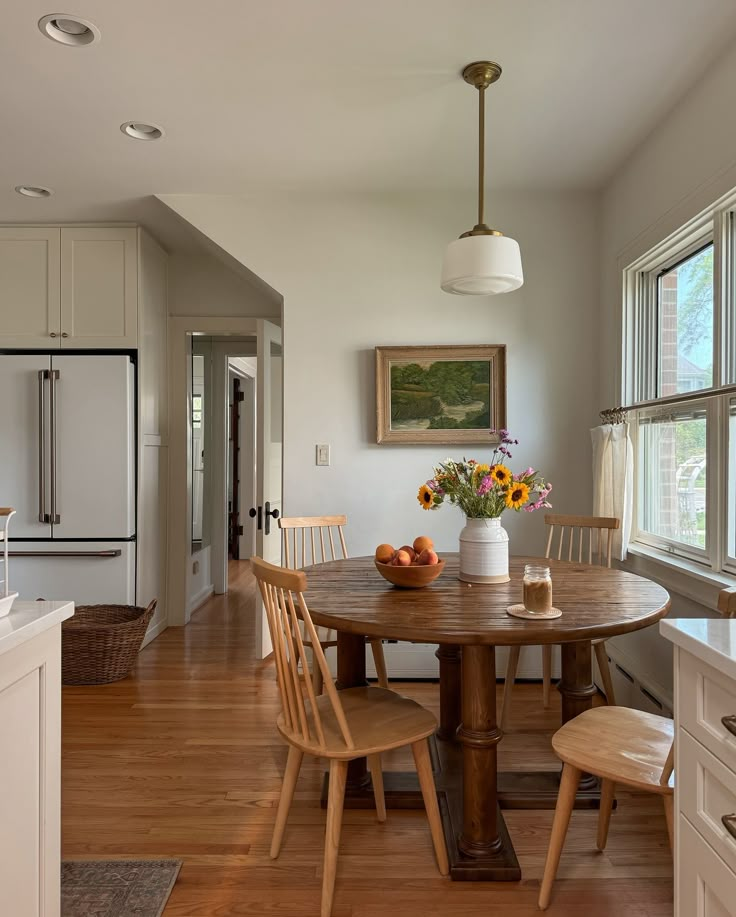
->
[61,600,157,685]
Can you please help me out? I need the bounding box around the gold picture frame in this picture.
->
[375,345,506,445]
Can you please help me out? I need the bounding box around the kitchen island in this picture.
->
[0,600,74,917]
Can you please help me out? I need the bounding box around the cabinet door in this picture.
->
[0,669,41,917]
[677,816,736,917]
[60,228,137,348]
[0,228,61,347]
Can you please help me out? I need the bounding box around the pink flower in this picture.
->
[477,475,493,496]
[514,467,535,481]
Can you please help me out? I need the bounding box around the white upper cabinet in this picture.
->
[0,228,61,347]
[60,228,138,348]
[0,226,138,350]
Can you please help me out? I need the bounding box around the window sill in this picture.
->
[625,543,736,613]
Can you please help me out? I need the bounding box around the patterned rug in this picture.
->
[61,860,182,917]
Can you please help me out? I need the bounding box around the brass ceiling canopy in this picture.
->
[462,60,502,92]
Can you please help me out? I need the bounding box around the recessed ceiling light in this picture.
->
[15,185,54,198]
[38,14,100,46]
[120,121,164,141]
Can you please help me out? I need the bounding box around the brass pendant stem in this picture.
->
[478,85,485,228]
[457,61,505,241]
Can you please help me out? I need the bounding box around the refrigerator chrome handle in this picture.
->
[8,549,122,558]
[49,369,60,525]
[38,370,49,524]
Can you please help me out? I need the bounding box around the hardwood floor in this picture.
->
[62,560,673,916]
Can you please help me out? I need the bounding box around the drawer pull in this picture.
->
[723,814,736,841]
[722,715,736,738]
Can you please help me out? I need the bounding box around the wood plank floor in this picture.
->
[62,560,673,916]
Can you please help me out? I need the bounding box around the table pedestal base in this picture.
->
[321,736,521,881]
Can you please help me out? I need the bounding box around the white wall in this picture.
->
[597,36,736,700]
[161,190,599,558]
[168,250,281,319]
[599,37,736,410]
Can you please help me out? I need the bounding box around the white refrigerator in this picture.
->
[0,354,135,604]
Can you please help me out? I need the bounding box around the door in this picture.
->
[229,377,243,559]
[0,356,53,538]
[255,320,283,658]
[52,356,135,539]
[10,541,135,604]
[60,228,137,348]
[0,228,61,348]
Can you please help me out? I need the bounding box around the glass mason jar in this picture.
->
[522,564,553,613]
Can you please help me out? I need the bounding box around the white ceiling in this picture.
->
[2,0,736,230]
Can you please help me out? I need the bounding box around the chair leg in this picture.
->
[542,645,553,708]
[500,646,521,732]
[663,794,674,853]
[322,759,348,917]
[270,745,304,859]
[539,763,581,911]
[368,753,386,822]
[411,739,449,876]
[594,642,616,705]
[370,639,389,689]
[597,779,616,851]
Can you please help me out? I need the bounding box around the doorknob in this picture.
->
[249,506,262,530]
[264,502,280,536]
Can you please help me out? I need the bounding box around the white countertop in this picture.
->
[0,600,74,658]
[660,618,736,681]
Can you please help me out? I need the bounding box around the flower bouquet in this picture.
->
[416,430,552,583]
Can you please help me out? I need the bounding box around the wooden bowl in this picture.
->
[374,559,445,588]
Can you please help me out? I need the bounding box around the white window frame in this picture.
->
[623,191,736,579]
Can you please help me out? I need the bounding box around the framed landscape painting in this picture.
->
[375,344,506,444]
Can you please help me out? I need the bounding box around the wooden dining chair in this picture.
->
[252,557,448,917]
[279,515,389,691]
[538,704,674,910]
[501,514,620,731]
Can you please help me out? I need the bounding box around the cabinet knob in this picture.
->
[49,332,57,338]
[61,332,69,338]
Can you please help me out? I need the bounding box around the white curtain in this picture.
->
[591,423,634,561]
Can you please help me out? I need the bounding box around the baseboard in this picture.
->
[141,616,168,648]
[188,584,214,616]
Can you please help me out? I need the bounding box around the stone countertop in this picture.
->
[660,617,736,681]
[0,600,74,658]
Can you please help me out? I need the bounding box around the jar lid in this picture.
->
[524,564,551,576]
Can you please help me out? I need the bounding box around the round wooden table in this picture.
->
[304,554,671,881]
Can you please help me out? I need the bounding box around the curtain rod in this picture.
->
[612,382,736,415]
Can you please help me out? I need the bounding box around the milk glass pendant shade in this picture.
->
[441,61,523,296]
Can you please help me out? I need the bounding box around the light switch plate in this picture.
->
[316,444,330,466]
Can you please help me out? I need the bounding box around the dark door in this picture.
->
[228,377,244,559]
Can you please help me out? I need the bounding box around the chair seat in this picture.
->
[552,705,674,793]
[277,686,437,759]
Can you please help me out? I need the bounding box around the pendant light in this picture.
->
[441,61,523,296]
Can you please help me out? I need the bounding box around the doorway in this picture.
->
[167,318,283,660]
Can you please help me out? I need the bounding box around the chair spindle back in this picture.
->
[544,514,620,568]
[279,515,349,569]
[251,556,354,752]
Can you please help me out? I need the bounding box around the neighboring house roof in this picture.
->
[678,354,707,377]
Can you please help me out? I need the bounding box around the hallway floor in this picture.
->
[62,560,673,916]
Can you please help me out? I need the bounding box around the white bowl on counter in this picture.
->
[0,593,19,618]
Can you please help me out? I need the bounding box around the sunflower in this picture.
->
[473,463,491,480]
[505,481,530,509]
[417,484,435,510]
[491,464,512,486]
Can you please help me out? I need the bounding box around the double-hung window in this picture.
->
[624,202,736,576]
